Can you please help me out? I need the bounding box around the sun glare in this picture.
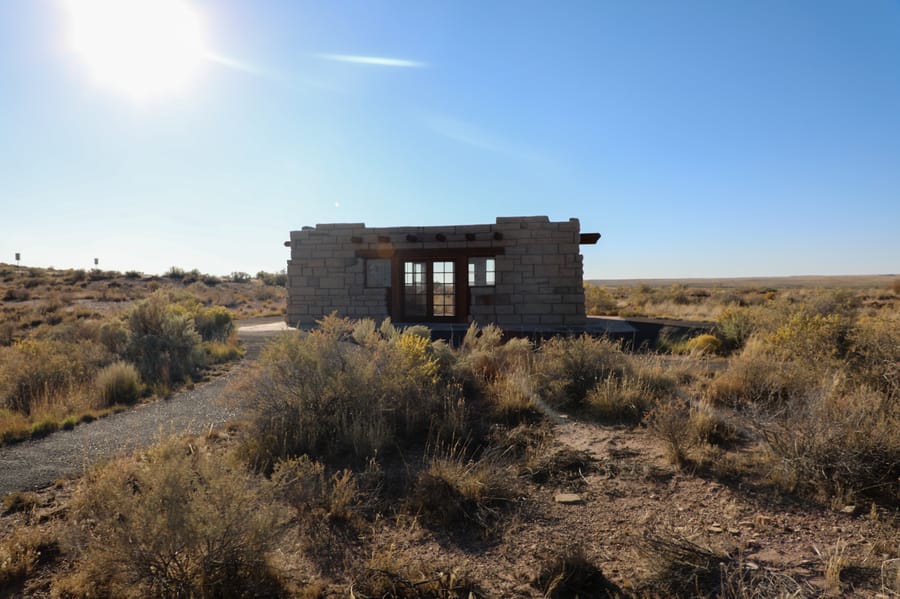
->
[63,0,207,101]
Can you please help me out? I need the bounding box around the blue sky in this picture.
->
[1,0,898,278]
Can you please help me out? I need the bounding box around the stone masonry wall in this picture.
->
[286,216,587,327]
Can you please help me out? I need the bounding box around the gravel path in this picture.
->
[0,319,288,496]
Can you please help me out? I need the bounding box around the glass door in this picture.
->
[403,261,428,318]
[401,259,459,321]
[432,261,455,317]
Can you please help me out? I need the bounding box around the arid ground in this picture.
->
[1,267,897,597]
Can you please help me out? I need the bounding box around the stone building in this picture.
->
[285,216,600,328]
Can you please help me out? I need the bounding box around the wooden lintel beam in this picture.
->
[356,247,504,259]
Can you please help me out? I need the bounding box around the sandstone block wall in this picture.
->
[286,216,589,327]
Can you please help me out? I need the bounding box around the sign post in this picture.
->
[15,252,20,267]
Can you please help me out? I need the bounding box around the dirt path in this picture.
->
[0,319,288,496]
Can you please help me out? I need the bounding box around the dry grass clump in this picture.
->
[585,374,656,425]
[0,408,33,444]
[533,546,622,598]
[484,367,542,421]
[0,526,60,593]
[64,438,288,598]
[203,340,244,364]
[411,443,519,534]
[524,445,595,486]
[638,531,735,598]
[2,491,40,515]
[352,547,479,599]
[94,361,142,407]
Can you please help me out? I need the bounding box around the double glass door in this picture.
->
[402,260,458,320]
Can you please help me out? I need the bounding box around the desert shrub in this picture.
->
[181,268,202,284]
[238,317,450,471]
[124,293,203,385]
[0,321,15,346]
[2,288,30,301]
[94,361,142,407]
[98,319,130,355]
[537,334,630,408]
[806,288,862,317]
[584,283,618,315]
[765,311,850,364]
[270,455,381,576]
[687,333,720,355]
[229,271,251,283]
[762,385,900,503]
[164,266,185,280]
[256,270,287,287]
[41,318,102,344]
[453,324,532,389]
[193,305,235,342]
[0,338,109,414]
[707,337,820,408]
[716,308,756,352]
[87,268,114,281]
[66,269,87,284]
[848,314,900,397]
[648,400,695,466]
[69,439,288,599]
[254,286,277,301]
[271,455,371,520]
[124,270,142,279]
[533,546,621,598]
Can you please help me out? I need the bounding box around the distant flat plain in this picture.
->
[587,274,897,288]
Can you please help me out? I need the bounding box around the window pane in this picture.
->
[432,261,454,317]
[468,257,495,287]
[404,261,427,317]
